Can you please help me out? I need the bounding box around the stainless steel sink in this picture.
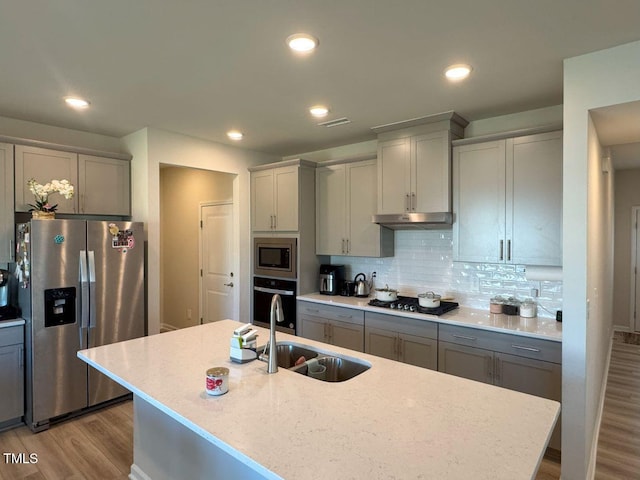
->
[259,342,319,368]
[258,342,371,382]
[291,355,371,382]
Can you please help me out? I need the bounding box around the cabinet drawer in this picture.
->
[298,302,364,326]
[0,325,23,347]
[365,311,437,340]
[439,324,561,363]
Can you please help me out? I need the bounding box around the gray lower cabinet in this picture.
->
[365,312,437,370]
[438,324,561,450]
[0,325,25,424]
[298,302,364,352]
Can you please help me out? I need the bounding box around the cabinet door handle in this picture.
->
[306,308,320,313]
[511,344,541,353]
[494,357,500,383]
[507,240,511,261]
[397,337,403,358]
[337,314,352,319]
[341,238,346,254]
[405,194,410,212]
[499,240,504,261]
[273,215,277,229]
[452,334,477,342]
[411,192,416,211]
[346,238,350,254]
[486,356,493,379]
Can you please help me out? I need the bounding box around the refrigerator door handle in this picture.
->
[79,250,89,349]
[88,250,97,329]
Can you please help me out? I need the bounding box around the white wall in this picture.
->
[464,105,563,138]
[563,40,640,480]
[0,115,126,153]
[123,127,277,334]
[613,168,640,330]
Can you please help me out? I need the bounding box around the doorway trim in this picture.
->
[630,206,640,331]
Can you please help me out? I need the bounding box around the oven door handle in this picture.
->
[254,286,295,296]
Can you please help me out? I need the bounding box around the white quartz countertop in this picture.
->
[298,293,562,342]
[78,320,560,480]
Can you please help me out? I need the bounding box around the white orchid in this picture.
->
[27,178,75,212]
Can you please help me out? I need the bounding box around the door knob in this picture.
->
[224,282,234,287]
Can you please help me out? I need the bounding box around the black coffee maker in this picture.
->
[0,269,19,321]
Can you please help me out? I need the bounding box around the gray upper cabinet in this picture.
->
[0,143,14,263]
[78,154,131,215]
[453,130,562,266]
[316,158,393,257]
[377,130,452,214]
[15,145,79,213]
[250,160,316,233]
[15,145,131,216]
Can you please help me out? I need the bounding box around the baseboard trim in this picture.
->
[129,463,153,480]
[586,331,615,479]
[160,323,179,333]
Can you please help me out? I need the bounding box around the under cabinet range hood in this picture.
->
[372,212,453,230]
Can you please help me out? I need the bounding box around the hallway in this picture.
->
[594,331,640,478]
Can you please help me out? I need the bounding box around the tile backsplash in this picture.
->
[330,230,563,318]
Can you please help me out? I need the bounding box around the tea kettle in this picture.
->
[354,273,370,297]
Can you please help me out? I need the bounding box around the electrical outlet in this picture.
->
[187,308,192,320]
[530,288,539,298]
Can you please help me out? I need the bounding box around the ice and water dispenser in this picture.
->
[44,287,76,327]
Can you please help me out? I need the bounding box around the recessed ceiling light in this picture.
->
[64,96,90,109]
[309,105,329,118]
[444,64,473,81]
[227,130,243,140]
[286,33,318,53]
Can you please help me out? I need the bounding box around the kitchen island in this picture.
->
[78,320,559,480]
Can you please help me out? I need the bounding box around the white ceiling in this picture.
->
[1,1,639,161]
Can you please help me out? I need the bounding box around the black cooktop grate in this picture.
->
[368,296,459,316]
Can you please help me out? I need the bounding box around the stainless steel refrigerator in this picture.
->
[17,219,145,431]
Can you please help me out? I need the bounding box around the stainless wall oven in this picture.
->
[254,237,297,279]
[253,277,296,334]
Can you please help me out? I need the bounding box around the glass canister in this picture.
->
[520,299,537,318]
[502,298,521,316]
[489,297,504,314]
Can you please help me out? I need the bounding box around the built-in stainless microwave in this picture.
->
[254,237,297,279]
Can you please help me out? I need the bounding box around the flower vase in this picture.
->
[32,211,55,220]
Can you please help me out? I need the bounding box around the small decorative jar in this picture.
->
[206,367,229,396]
[489,297,504,314]
[502,298,521,316]
[520,300,537,318]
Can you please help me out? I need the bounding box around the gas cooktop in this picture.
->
[368,296,458,316]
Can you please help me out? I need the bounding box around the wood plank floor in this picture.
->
[0,401,133,480]
[594,332,640,479]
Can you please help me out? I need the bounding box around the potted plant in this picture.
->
[27,178,75,219]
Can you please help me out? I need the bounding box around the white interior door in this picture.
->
[633,207,640,331]
[201,203,234,323]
